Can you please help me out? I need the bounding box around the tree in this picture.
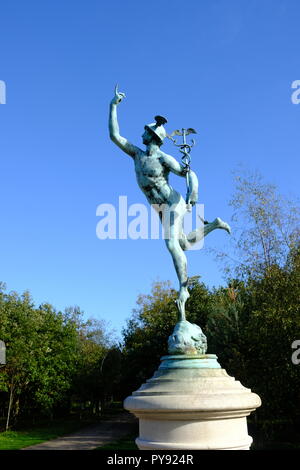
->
[120,279,213,398]
[71,318,118,416]
[25,303,81,418]
[0,284,121,427]
[0,292,83,427]
[206,170,300,423]
[120,281,177,398]
[0,289,39,429]
[216,170,300,280]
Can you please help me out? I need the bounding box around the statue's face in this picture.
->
[142,128,153,145]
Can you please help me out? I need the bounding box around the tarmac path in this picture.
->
[23,411,137,450]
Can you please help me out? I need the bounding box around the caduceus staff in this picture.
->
[167,127,197,212]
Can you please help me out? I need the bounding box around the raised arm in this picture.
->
[160,153,199,205]
[109,85,139,158]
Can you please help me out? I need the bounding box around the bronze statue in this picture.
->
[109,85,230,326]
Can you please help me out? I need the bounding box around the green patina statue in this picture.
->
[109,86,230,355]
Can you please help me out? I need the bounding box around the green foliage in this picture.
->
[120,279,213,398]
[0,292,83,427]
[205,172,300,421]
[72,318,120,414]
[120,281,177,397]
[0,290,118,428]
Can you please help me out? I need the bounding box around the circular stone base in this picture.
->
[124,355,261,450]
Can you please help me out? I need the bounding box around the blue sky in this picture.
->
[0,0,299,337]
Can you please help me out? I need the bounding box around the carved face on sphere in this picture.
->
[167,321,207,355]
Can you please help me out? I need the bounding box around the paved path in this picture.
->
[23,411,137,450]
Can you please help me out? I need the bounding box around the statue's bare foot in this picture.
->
[175,287,190,322]
[214,217,231,234]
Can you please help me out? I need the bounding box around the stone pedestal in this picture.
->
[124,354,261,450]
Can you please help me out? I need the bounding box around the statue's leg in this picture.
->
[179,217,231,251]
[162,201,189,321]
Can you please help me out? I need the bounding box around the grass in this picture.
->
[0,418,94,450]
[0,404,135,450]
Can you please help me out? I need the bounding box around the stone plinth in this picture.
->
[124,355,261,450]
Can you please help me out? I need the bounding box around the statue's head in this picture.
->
[143,115,167,146]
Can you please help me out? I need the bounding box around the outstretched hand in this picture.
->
[111,84,126,105]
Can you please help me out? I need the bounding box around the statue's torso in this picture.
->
[134,150,173,205]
